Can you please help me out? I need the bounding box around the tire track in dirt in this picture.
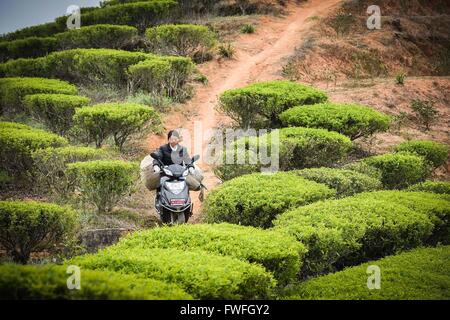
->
[144,0,342,222]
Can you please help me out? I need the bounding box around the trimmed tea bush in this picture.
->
[0,122,68,177]
[0,37,58,62]
[290,246,450,300]
[0,200,78,264]
[0,264,192,300]
[394,140,449,168]
[23,94,90,135]
[274,191,450,277]
[71,247,276,299]
[55,24,138,50]
[113,223,306,285]
[32,146,108,197]
[342,161,382,180]
[218,81,328,129]
[202,172,335,228]
[0,22,63,42]
[128,56,195,101]
[294,167,382,197]
[73,103,161,149]
[363,153,430,189]
[279,103,391,140]
[67,160,139,213]
[0,77,77,115]
[213,148,262,181]
[145,24,217,59]
[408,181,450,195]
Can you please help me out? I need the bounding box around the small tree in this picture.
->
[73,103,161,149]
[411,99,438,131]
[0,200,78,264]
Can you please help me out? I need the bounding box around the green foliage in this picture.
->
[273,191,450,277]
[145,24,217,59]
[218,81,328,129]
[0,264,192,299]
[67,160,139,213]
[279,103,391,140]
[0,122,68,178]
[113,223,306,286]
[128,56,195,101]
[395,72,406,85]
[32,146,108,198]
[203,172,335,228]
[241,24,256,34]
[0,22,64,42]
[213,148,262,181]
[328,9,356,36]
[71,247,276,299]
[411,99,439,131]
[0,37,58,62]
[342,161,382,180]
[289,246,450,300]
[55,24,138,50]
[394,140,449,168]
[363,153,430,189]
[0,77,77,115]
[218,42,235,59]
[73,102,160,149]
[23,94,90,135]
[0,200,78,264]
[408,181,450,195]
[294,167,382,198]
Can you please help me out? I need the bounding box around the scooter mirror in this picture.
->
[192,155,200,162]
[150,152,160,160]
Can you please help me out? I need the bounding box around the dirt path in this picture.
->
[144,0,342,222]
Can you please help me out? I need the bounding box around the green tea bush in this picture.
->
[363,153,430,189]
[294,167,382,197]
[55,24,138,50]
[273,191,450,277]
[218,81,328,129]
[0,264,192,300]
[0,37,58,62]
[289,246,450,300]
[202,172,335,228]
[113,223,306,285]
[342,161,382,180]
[394,140,449,168]
[128,56,195,101]
[0,122,68,177]
[71,247,276,299]
[0,22,63,42]
[145,24,217,59]
[408,181,450,195]
[23,94,90,135]
[0,77,77,115]
[32,146,108,197]
[213,149,262,181]
[279,103,391,140]
[67,160,139,213]
[0,200,77,264]
[73,103,161,149]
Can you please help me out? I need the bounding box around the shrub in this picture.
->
[0,200,78,264]
[145,24,217,58]
[71,247,276,299]
[32,146,109,197]
[202,172,335,228]
[73,103,161,149]
[241,24,256,33]
[0,264,192,300]
[395,72,406,85]
[218,81,328,129]
[113,223,306,285]
[0,37,58,62]
[394,140,449,168]
[363,153,430,189]
[23,94,90,135]
[0,122,68,178]
[294,167,382,197]
[289,246,450,300]
[0,22,63,42]
[273,191,450,277]
[411,99,438,131]
[408,181,450,195]
[128,56,195,101]
[55,24,138,50]
[213,148,262,181]
[67,160,139,213]
[279,103,391,140]
[218,42,235,59]
[342,161,383,180]
[0,77,77,115]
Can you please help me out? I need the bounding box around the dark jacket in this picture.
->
[152,143,192,166]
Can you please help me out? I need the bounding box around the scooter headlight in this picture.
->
[163,168,173,176]
[165,181,185,195]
